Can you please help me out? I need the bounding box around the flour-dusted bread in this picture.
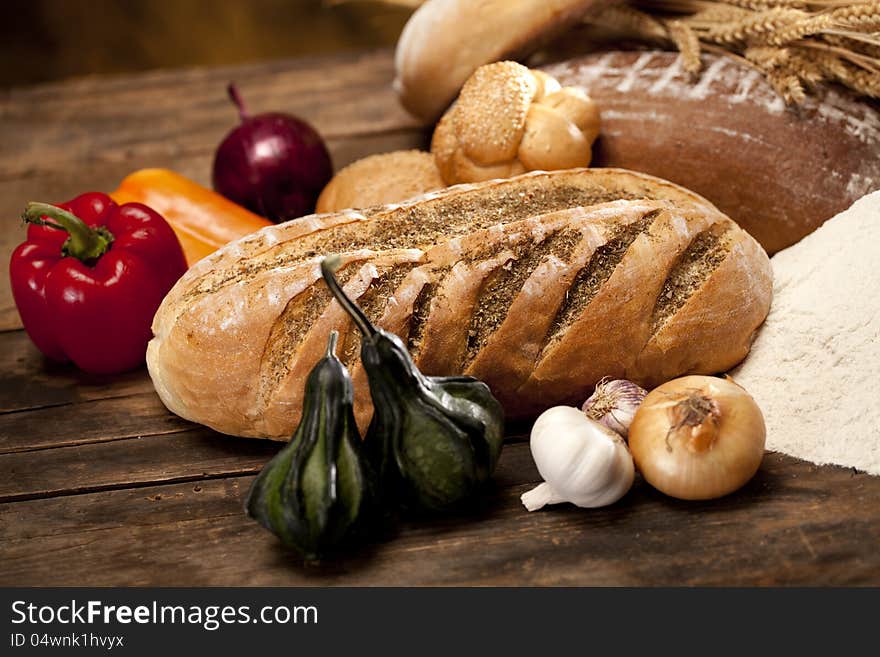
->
[147,168,771,440]
[541,51,880,254]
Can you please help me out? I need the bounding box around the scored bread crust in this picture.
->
[148,168,771,440]
[173,166,721,299]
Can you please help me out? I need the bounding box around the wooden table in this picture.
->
[1,50,878,586]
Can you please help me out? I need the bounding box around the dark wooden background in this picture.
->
[0,0,410,88]
[1,49,879,585]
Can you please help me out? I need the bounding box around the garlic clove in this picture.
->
[582,378,647,438]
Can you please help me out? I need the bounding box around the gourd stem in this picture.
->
[321,256,376,337]
[326,330,339,358]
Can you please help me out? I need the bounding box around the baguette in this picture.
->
[148,168,771,440]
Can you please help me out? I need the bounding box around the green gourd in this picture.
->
[245,331,374,558]
[321,256,505,513]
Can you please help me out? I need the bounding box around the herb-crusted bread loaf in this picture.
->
[147,168,772,440]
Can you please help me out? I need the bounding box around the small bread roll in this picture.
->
[315,150,446,213]
[431,61,600,185]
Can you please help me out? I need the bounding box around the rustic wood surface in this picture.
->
[1,49,878,586]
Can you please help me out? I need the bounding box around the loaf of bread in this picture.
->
[147,168,771,440]
[431,61,600,184]
[315,150,445,213]
[540,51,880,254]
[394,0,607,121]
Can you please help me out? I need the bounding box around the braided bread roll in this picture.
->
[432,61,600,185]
[147,168,771,440]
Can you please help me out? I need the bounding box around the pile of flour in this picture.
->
[733,191,880,475]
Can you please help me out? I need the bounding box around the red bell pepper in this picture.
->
[9,192,187,374]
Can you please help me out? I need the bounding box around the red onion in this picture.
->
[212,83,333,223]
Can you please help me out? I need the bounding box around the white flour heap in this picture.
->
[733,191,880,475]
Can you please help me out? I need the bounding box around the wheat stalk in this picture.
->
[667,21,704,74]
[696,8,812,44]
[826,2,880,30]
[596,0,880,102]
[589,5,669,40]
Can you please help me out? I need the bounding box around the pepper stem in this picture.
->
[321,256,376,337]
[227,83,249,122]
[22,202,114,263]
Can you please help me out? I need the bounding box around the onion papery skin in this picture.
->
[628,375,766,501]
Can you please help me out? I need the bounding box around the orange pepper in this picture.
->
[110,168,272,266]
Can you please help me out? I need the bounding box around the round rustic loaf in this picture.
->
[540,51,880,254]
[315,150,445,213]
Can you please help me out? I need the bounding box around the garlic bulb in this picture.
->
[582,378,647,437]
[521,406,635,511]
[628,375,766,501]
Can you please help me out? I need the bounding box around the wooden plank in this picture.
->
[0,411,526,500]
[1,450,878,586]
[0,392,193,454]
[0,49,422,180]
[0,331,156,413]
[0,428,278,502]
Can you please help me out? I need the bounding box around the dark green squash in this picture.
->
[245,331,374,558]
[321,256,505,513]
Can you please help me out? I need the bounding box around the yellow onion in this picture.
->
[628,375,765,500]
